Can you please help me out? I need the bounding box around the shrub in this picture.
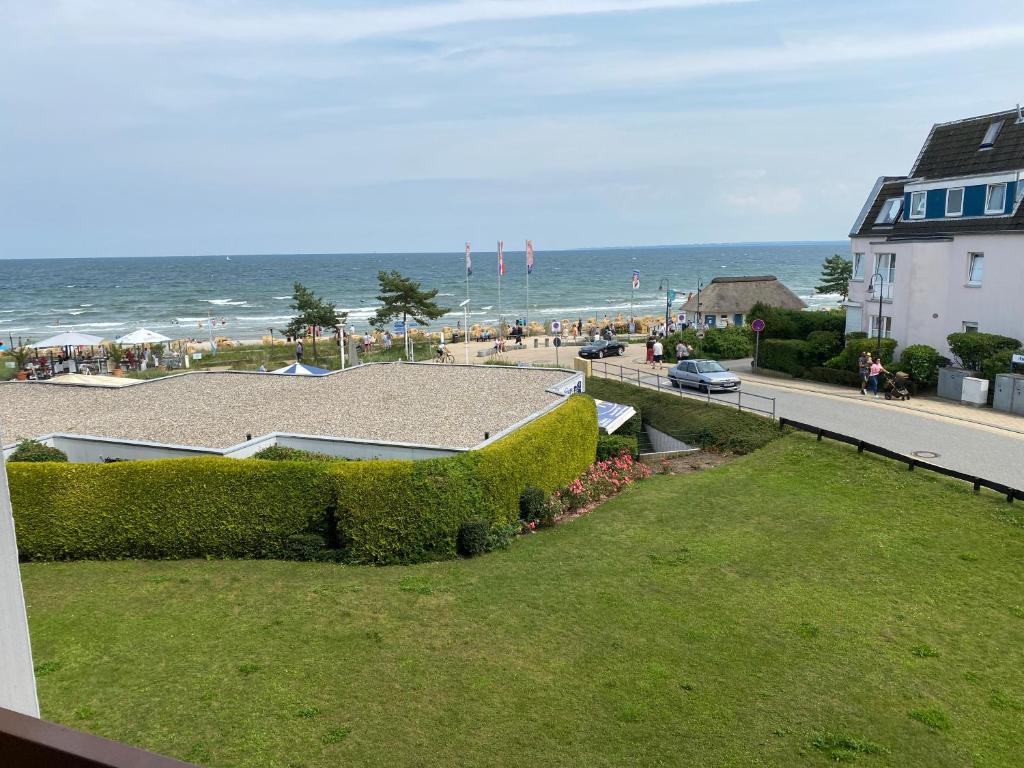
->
[281,533,330,561]
[252,445,344,462]
[805,330,842,364]
[748,302,846,340]
[485,522,519,552]
[899,344,945,387]
[586,378,781,454]
[550,452,652,516]
[981,349,1016,392]
[665,326,752,361]
[759,339,811,376]
[519,486,547,522]
[10,458,333,560]
[8,439,68,463]
[947,332,1020,371]
[596,434,639,460]
[824,337,899,372]
[456,519,489,557]
[804,367,862,388]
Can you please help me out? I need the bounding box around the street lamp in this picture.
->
[870,270,885,358]
[694,275,704,328]
[459,298,471,365]
[657,277,674,335]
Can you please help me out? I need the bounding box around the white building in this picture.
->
[847,108,1024,356]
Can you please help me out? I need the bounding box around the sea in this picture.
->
[0,242,846,342]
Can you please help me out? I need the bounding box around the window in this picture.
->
[875,197,903,224]
[963,321,979,333]
[852,252,865,280]
[980,120,1004,149]
[868,315,892,339]
[909,191,927,219]
[1017,178,1024,205]
[945,187,964,217]
[874,253,896,283]
[967,253,984,285]
[985,183,1007,214]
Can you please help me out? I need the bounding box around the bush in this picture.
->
[748,302,846,340]
[456,519,489,557]
[824,337,899,372]
[899,344,945,387]
[665,326,752,361]
[252,445,344,462]
[519,486,547,522]
[586,378,781,454]
[981,349,1016,392]
[947,332,1020,371]
[804,367,863,388]
[281,533,330,561]
[805,330,842,364]
[485,522,519,552]
[759,339,811,376]
[8,439,68,463]
[10,458,333,560]
[596,434,639,460]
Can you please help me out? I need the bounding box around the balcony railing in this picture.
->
[867,282,894,300]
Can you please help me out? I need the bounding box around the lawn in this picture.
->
[21,434,1024,767]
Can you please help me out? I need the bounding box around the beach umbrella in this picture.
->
[28,331,105,349]
[269,363,331,376]
[116,328,172,345]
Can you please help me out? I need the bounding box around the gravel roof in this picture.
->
[0,364,575,450]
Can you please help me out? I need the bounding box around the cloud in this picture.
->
[21,0,754,45]
[559,23,1024,86]
[723,187,803,215]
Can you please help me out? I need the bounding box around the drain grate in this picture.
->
[912,450,940,459]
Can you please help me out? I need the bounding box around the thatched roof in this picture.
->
[680,275,806,314]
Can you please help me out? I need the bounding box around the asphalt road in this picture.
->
[596,364,1024,490]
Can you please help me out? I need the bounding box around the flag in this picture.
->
[498,240,505,276]
[632,270,640,290]
[526,240,534,274]
[465,242,472,277]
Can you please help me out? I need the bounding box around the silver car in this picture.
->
[668,359,741,392]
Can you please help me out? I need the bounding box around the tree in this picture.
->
[816,254,853,299]
[279,282,346,359]
[369,271,450,356]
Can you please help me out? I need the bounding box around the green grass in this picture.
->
[21,434,1024,767]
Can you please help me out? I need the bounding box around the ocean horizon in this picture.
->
[1,241,847,342]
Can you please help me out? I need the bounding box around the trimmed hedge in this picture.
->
[665,326,752,361]
[760,339,811,377]
[824,337,898,372]
[8,439,68,463]
[748,302,846,340]
[597,434,639,460]
[899,344,945,388]
[9,458,332,561]
[947,332,1020,371]
[10,395,598,565]
[586,377,780,454]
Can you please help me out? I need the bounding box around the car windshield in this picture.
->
[589,341,606,347]
[695,361,727,373]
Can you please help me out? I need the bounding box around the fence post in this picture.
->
[637,369,641,387]
[656,374,661,392]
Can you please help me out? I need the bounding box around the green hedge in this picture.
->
[586,377,780,454]
[10,396,598,566]
[759,339,811,376]
[10,458,332,561]
[665,326,752,361]
[824,337,899,372]
[748,302,846,340]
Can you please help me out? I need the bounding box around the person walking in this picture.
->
[295,339,304,362]
[868,355,888,398]
[652,338,664,370]
[645,336,655,366]
[858,350,871,395]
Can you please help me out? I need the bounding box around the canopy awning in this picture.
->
[269,363,331,376]
[116,328,172,345]
[594,399,637,434]
[27,332,105,349]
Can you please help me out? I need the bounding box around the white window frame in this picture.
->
[909,191,927,219]
[967,253,984,286]
[985,183,1007,214]
[868,315,892,339]
[874,198,902,225]
[963,321,979,333]
[852,252,865,280]
[945,187,964,217]
[1017,175,1024,205]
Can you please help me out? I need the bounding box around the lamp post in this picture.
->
[657,277,673,335]
[870,270,885,358]
[337,324,345,369]
[459,298,471,365]
[695,275,704,328]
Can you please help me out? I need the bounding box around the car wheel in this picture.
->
[599,350,606,358]
[616,347,624,356]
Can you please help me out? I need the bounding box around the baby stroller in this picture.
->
[884,371,911,401]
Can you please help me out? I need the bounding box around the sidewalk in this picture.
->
[732,358,1024,437]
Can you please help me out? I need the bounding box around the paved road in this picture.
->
[594,363,1024,490]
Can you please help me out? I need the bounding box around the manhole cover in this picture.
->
[912,450,940,459]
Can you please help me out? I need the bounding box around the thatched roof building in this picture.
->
[680,275,806,327]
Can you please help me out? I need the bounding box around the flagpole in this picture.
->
[525,256,529,330]
[497,241,503,340]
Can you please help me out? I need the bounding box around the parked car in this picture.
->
[578,339,626,359]
[668,359,741,392]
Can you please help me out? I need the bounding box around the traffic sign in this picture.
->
[1013,353,1024,365]
[551,320,562,333]
[696,330,705,339]
[751,318,765,333]
[553,337,562,348]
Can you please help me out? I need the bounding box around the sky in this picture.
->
[2,0,1023,258]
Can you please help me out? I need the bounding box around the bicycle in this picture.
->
[435,350,455,364]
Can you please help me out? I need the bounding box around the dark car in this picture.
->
[578,339,625,359]
[667,359,741,392]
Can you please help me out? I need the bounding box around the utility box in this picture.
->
[961,377,989,408]
[995,373,1024,415]
[938,367,976,401]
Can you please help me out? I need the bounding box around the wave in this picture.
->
[0,309,17,314]
[272,296,291,300]
[68,322,126,329]
[0,327,30,333]
[80,303,94,307]
[202,299,249,306]
[235,315,295,322]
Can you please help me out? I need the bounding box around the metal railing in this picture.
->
[592,360,776,419]
[779,417,1023,503]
